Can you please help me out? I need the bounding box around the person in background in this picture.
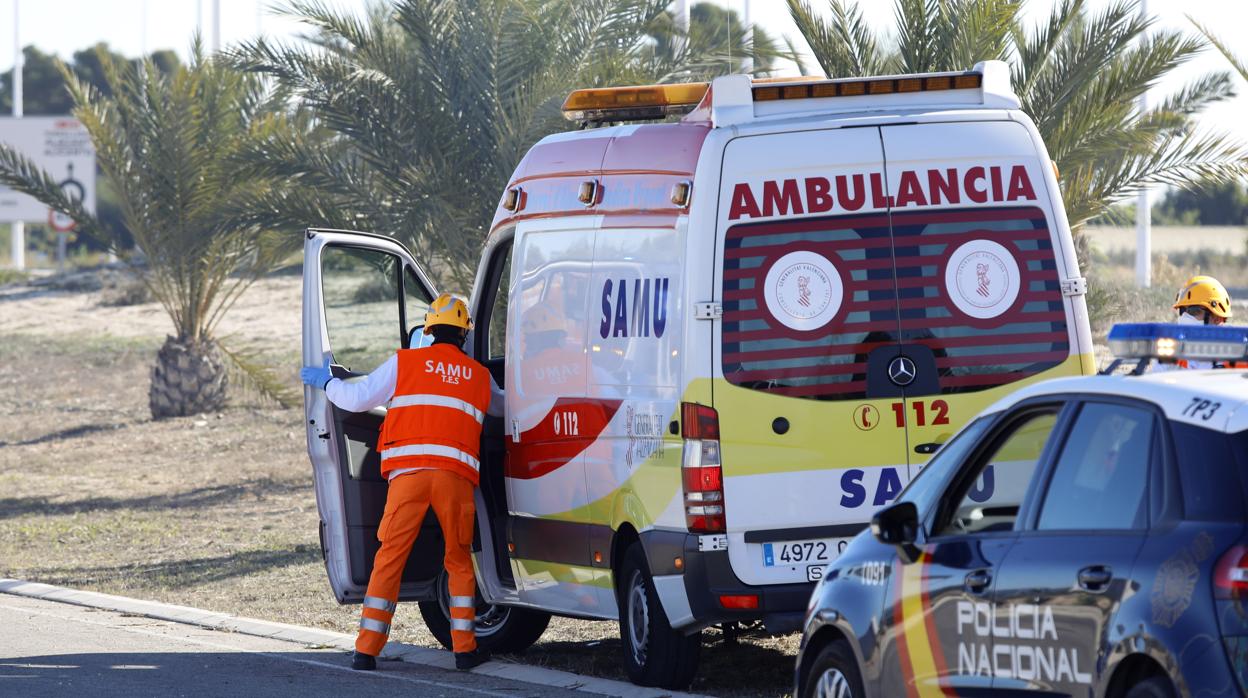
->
[300,293,501,672]
[1171,275,1234,369]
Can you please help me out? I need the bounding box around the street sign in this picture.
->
[0,116,96,223]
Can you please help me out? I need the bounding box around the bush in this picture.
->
[0,269,28,286]
[99,272,152,307]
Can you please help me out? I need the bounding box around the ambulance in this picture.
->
[301,60,1094,689]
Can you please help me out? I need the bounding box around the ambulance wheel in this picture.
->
[802,640,863,698]
[1124,677,1175,698]
[617,542,701,689]
[418,571,550,655]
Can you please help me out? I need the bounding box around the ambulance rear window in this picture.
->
[721,206,1067,400]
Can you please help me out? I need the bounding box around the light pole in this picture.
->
[10,0,24,271]
[742,0,753,75]
[1135,0,1151,288]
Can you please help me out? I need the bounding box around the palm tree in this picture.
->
[230,0,786,291]
[0,44,302,418]
[1193,20,1248,84]
[787,0,1248,236]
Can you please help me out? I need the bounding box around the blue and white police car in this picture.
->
[795,323,1248,698]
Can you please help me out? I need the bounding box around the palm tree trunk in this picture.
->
[149,335,228,419]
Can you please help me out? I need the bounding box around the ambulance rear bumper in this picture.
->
[641,530,815,635]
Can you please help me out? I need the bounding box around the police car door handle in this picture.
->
[1077,566,1112,592]
[964,569,992,594]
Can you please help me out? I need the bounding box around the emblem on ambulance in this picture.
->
[763,251,843,332]
[944,239,1021,320]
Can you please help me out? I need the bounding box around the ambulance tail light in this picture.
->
[681,402,725,533]
[1214,545,1248,599]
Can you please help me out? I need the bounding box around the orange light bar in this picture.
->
[750,72,982,103]
[562,82,709,123]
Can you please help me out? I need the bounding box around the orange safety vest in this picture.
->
[378,343,491,485]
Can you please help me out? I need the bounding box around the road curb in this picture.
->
[0,578,708,698]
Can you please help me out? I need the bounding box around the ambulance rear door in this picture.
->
[714,128,912,587]
[302,229,441,603]
[878,119,1083,475]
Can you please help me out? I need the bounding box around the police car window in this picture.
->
[1168,422,1243,521]
[321,245,402,373]
[899,416,992,523]
[936,411,1057,537]
[1036,403,1153,531]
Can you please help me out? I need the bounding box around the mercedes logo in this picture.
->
[888,356,917,387]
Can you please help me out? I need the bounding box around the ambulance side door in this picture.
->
[303,229,441,603]
[504,220,601,615]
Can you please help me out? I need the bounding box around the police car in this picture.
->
[794,323,1248,698]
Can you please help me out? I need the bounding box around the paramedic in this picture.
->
[300,293,500,671]
[1170,275,1234,369]
[1174,275,1232,327]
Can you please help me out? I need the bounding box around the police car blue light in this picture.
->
[1107,322,1248,362]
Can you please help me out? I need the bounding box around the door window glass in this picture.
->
[935,410,1058,536]
[1173,424,1247,521]
[321,245,401,373]
[1037,403,1153,531]
[403,266,432,346]
[488,246,512,361]
[899,416,992,523]
[890,206,1068,395]
[721,212,898,400]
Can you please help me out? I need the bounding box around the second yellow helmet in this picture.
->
[1173,275,1232,319]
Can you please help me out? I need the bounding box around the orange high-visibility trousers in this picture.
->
[355,469,478,656]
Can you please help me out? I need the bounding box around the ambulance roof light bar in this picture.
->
[561,83,710,124]
[1103,322,1248,374]
[561,60,1018,126]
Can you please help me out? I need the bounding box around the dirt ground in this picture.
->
[0,277,797,698]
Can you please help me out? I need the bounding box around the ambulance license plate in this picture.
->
[762,540,837,567]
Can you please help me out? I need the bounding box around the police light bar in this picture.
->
[1108,323,1248,362]
[561,83,710,123]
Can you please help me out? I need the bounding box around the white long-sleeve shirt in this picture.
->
[324,352,504,481]
[325,353,504,417]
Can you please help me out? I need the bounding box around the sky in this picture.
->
[1,0,1246,143]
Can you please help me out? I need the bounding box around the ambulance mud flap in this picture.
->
[640,530,814,634]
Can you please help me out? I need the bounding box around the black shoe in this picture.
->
[454,648,491,671]
[352,651,377,671]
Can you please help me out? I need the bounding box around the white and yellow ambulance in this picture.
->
[302,60,1094,689]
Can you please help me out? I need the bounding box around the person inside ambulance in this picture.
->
[300,293,502,672]
[1171,275,1235,369]
[519,303,583,391]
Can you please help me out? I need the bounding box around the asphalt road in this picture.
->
[0,594,593,697]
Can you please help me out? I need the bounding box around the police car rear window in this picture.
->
[1172,423,1246,521]
[721,206,1068,400]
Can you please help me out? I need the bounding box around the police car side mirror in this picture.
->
[872,502,921,562]
[408,325,434,349]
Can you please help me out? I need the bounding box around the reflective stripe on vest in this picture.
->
[380,443,480,471]
[389,394,484,424]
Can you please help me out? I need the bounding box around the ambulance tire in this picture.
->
[617,542,701,689]
[418,571,551,655]
[802,639,863,698]
[1124,677,1175,698]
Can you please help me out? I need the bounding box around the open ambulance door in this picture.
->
[302,228,442,603]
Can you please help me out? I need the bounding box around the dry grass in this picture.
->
[0,330,795,697]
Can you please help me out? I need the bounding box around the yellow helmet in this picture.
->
[424,293,473,333]
[1173,275,1232,319]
